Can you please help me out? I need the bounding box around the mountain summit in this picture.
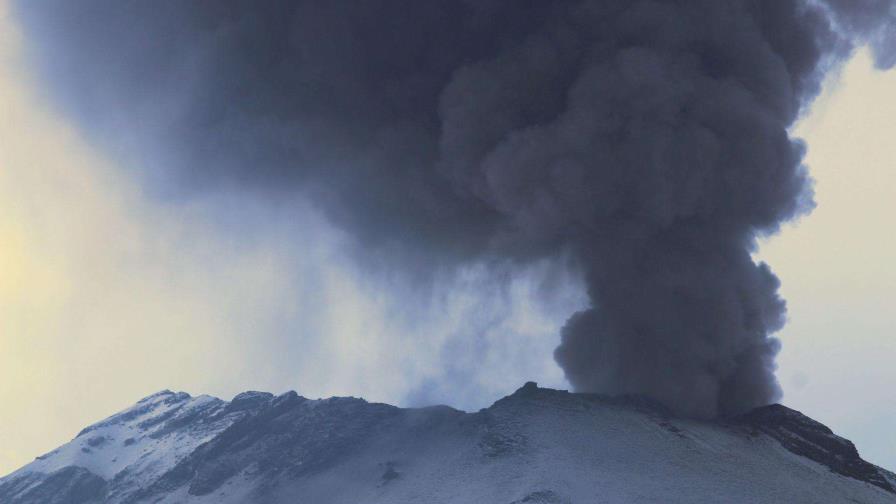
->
[1,384,893,503]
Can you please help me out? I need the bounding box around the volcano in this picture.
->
[1,383,892,503]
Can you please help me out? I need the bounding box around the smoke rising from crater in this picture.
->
[12,0,891,417]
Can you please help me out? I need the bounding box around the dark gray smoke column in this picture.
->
[13,1,883,417]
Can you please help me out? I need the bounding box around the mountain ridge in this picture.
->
[2,383,893,504]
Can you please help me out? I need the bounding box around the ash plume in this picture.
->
[12,0,890,417]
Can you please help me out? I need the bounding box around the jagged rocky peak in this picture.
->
[1,384,893,504]
[224,391,277,413]
[135,390,183,403]
[75,390,194,439]
[735,404,895,494]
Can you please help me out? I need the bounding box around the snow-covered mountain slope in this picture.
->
[1,383,893,504]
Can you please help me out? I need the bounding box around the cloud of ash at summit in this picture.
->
[13,0,895,418]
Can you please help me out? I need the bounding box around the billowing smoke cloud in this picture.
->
[822,0,896,68]
[12,0,891,418]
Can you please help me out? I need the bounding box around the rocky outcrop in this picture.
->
[736,404,894,493]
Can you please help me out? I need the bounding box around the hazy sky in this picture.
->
[1,1,894,476]
[757,48,896,470]
[0,3,580,475]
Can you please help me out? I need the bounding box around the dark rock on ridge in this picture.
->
[736,404,895,493]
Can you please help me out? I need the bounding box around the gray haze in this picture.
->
[12,0,893,418]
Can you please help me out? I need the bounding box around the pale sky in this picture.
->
[1,2,894,476]
[757,48,896,469]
